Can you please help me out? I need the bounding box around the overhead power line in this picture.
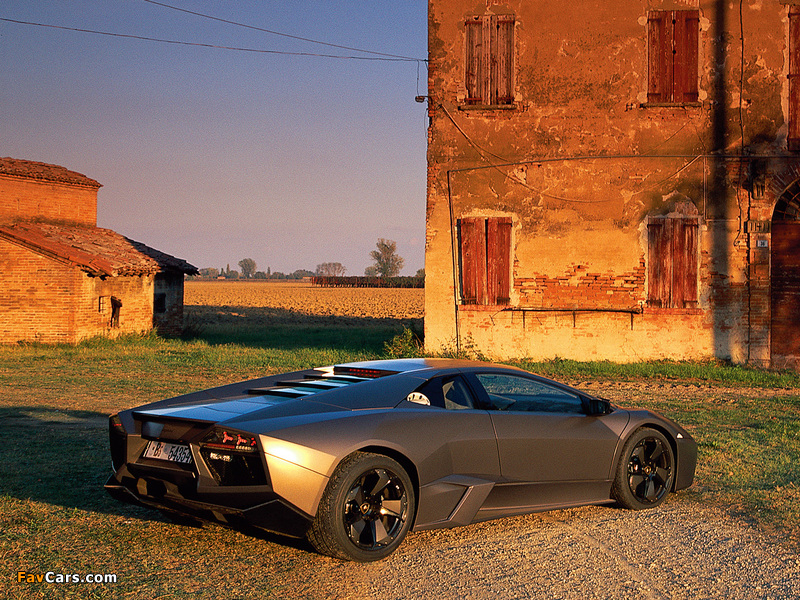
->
[0,17,424,63]
[140,0,422,61]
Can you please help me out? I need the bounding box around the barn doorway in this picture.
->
[771,181,800,368]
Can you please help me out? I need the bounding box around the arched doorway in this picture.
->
[771,180,800,367]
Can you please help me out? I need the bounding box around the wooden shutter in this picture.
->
[487,217,512,304]
[495,16,515,104]
[790,7,800,150]
[648,11,672,103]
[672,218,699,307]
[673,11,699,102]
[465,18,483,104]
[460,217,487,304]
[647,220,670,307]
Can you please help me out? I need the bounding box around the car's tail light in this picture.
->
[201,429,258,453]
[199,428,267,486]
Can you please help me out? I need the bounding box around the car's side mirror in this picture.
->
[587,397,611,416]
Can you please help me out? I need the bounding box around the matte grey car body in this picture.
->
[106,358,697,561]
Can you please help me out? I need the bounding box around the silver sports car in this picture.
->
[105,358,697,561]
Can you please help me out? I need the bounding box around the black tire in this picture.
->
[612,428,675,510]
[307,452,415,562]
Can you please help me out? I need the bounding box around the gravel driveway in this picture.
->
[274,502,798,600]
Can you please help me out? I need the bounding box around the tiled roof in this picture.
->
[0,157,102,188]
[0,222,197,276]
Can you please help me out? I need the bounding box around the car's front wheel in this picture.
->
[612,428,675,510]
[307,451,415,561]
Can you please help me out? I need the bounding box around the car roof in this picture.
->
[334,358,521,374]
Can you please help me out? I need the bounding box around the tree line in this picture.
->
[192,238,424,281]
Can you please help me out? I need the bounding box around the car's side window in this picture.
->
[413,376,477,410]
[475,373,584,413]
[442,377,475,410]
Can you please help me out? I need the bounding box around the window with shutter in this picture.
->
[647,10,699,104]
[465,14,515,106]
[459,217,512,305]
[647,216,699,308]
[789,7,800,151]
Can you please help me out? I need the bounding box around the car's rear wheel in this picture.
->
[307,451,415,561]
[612,428,675,510]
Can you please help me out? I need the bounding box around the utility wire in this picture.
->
[0,17,422,62]
[140,0,423,61]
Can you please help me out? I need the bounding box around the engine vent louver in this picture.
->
[245,370,378,398]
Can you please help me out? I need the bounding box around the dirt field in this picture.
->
[185,280,423,321]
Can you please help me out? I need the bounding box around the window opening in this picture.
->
[110,296,122,328]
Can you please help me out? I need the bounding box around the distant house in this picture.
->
[0,157,197,344]
[424,0,800,368]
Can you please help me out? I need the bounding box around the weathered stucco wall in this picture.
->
[425,0,795,365]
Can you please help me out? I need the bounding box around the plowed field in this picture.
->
[185,280,423,324]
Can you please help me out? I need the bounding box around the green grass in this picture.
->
[513,356,800,388]
[1,327,798,598]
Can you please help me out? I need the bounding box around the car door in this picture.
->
[467,371,628,510]
[408,373,501,527]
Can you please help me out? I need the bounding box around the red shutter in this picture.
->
[671,218,699,307]
[460,217,487,304]
[496,16,515,104]
[487,217,512,304]
[648,11,671,103]
[649,217,699,308]
[465,18,482,104]
[647,220,670,307]
[480,16,494,104]
[790,7,800,149]
[673,11,699,102]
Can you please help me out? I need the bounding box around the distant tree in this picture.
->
[226,270,240,280]
[253,271,267,279]
[369,238,404,277]
[316,262,347,277]
[364,265,379,277]
[290,269,315,279]
[416,268,425,278]
[199,267,219,279]
[238,258,257,279]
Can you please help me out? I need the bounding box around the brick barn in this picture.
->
[0,157,197,344]
[424,0,800,368]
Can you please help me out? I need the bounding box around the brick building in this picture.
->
[424,0,800,368]
[0,157,197,344]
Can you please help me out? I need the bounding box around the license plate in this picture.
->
[143,440,193,464]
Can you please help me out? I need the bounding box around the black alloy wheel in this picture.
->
[308,452,415,561]
[612,428,675,510]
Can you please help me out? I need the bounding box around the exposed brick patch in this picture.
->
[514,260,646,310]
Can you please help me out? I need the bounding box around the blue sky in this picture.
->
[1,1,428,275]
